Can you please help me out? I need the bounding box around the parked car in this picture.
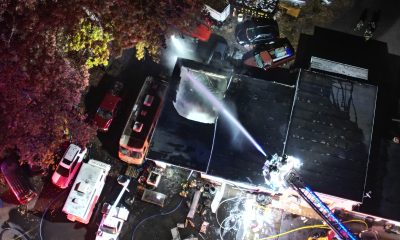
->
[236,19,279,46]
[242,38,295,70]
[181,20,212,42]
[52,144,87,189]
[94,93,122,132]
[1,157,37,204]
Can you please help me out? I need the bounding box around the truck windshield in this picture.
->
[56,165,70,177]
[100,224,117,234]
[254,54,264,68]
[119,146,142,159]
[97,108,113,120]
[130,151,141,158]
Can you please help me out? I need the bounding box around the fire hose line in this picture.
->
[39,190,68,240]
[216,196,248,230]
[257,220,369,240]
[217,196,248,240]
[130,199,183,240]
[0,227,30,240]
[131,170,194,240]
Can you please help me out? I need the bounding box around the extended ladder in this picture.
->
[285,171,359,240]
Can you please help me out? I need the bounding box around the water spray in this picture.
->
[262,154,302,192]
[185,71,267,157]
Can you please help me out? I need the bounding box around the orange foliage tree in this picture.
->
[0,0,205,167]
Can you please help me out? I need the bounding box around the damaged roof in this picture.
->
[148,59,377,204]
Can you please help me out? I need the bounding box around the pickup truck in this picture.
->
[96,175,131,240]
[96,203,129,240]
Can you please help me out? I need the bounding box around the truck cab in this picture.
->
[96,175,131,240]
[96,203,129,240]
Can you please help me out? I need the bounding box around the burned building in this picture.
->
[147,27,399,223]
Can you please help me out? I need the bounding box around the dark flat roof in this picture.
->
[284,70,377,202]
[147,59,294,185]
[148,59,377,202]
[146,69,214,172]
[207,74,294,186]
[295,27,400,221]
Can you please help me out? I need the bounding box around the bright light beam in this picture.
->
[171,35,185,53]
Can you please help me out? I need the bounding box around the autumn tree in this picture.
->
[63,0,207,64]
[0,0,206,167]
[96,0,206,61]
[0,1,94,167]
[64,19,113,68]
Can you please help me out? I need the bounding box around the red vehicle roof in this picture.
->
[183,23,212,42]
[99,93,121,111]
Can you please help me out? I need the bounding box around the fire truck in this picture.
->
[62,159,111,224]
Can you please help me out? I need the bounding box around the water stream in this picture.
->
[185,71,267,157]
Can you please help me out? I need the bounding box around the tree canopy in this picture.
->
[0,0,205,167]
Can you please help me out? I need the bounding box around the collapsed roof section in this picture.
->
[147,59,233,172]
[173,65,230,124]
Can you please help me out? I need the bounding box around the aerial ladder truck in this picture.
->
[96,175,131,240]
[263,154,359,240]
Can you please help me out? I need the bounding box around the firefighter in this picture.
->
[308,230,336,240]
[354,9,368,32]
[364,10,381,41]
